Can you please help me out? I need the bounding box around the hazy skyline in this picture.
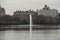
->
[0,0,60,15]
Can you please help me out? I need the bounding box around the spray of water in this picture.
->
[30,14,32,40]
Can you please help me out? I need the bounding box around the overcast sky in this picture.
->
[0,0,60,15]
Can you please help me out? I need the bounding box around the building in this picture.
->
[13,10,37,21]
[38,5,58,17]
[0,5,5,16]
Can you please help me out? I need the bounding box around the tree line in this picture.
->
[0,15,60,25]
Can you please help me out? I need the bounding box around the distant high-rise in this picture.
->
[0,5,5,16]
[38,5,58,17]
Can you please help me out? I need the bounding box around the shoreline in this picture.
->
[0,25,60,31]
[0,24,59,26]
[0,28,60,31]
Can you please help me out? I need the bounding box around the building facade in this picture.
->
[38,5,58,17]
[0,5,5,16]
[13,10,37,21]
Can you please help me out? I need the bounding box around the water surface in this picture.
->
[0,25,60,40]
[0,30,60,40]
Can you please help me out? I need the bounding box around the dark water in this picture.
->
[0,25,60,40]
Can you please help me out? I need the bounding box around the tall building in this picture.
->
[38,5,58,17]
[0,5,5,16]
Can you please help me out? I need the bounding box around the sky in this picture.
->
[0,0,60,15]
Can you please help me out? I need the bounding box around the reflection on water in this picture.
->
[0,25,60,40]
[0,30,60,40]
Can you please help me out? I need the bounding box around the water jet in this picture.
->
[30,14,32,40]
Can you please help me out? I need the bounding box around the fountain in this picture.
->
[30,14,32,40]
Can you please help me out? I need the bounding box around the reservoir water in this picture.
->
[0,25,60,40]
